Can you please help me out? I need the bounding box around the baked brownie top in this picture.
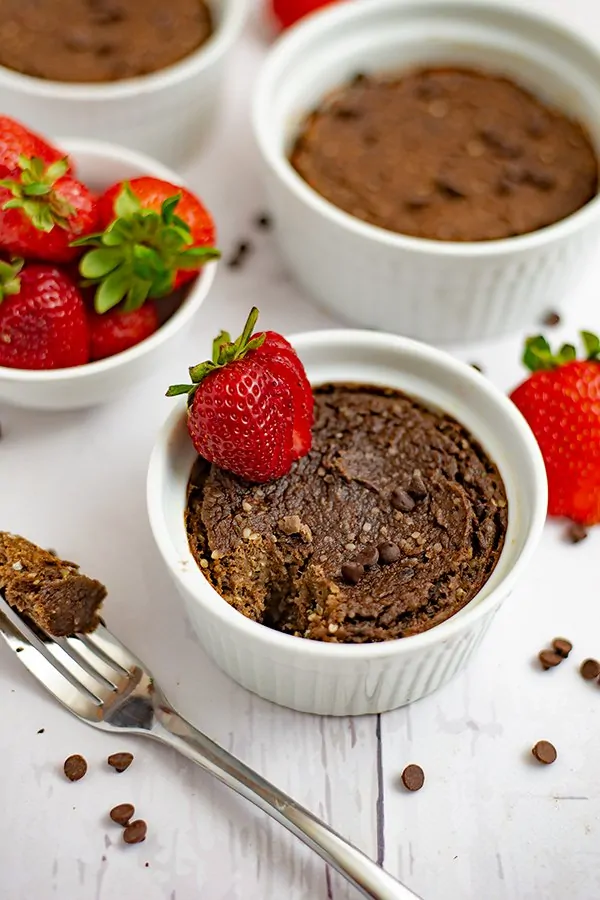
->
[0,0,213,83]
[290,67,598,242]
[186,384,508,643]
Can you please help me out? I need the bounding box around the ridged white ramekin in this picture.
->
[147,330,547,716]
[0,139,216,411]
[0,0,248,167]
[253,0,600,343]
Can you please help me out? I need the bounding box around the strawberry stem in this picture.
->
[73,183,221,314]
[0,156,74,233]
[166,307,265,404]
[523,331,600,371]
[0,258,23,304]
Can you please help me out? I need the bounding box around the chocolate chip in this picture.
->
[532,741,557,765]
[334,107,362,120]
[538,649,563,670]
[479,127,522,158]
[543,311,561,327]
[255,212,272,230]
[391,488,415,512]
[110,803,135,826]
[37,728,45,734]
[355,545,379,567]
[580,658,600,680]
[404,195,431,210]
[64,755,87,782]
[107,752,134,773]
[227,240,252,269]
[378,542,401,564]
[435,177,466,199]
[566,522,588,544]
[341,562,364,584]
[470,363,484,373]
[408,471,427,500]
[526,169,556,190]
[552,638,572,658]
[401,764,425,791]
[351,72,369,86]
[123,820,147,844]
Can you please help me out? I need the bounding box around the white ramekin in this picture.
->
[0,138,217,411]
[147,330,547,716]
[0,0,248,167]
[253,0,600,343]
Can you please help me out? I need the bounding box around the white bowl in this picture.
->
[0,0,248,167]
[147,330,547,716]
[0,138,217,411]
[253,0,600,343]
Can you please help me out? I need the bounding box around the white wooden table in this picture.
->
[1,1,600,898]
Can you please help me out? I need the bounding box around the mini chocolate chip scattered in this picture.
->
[123,820,147,844]
[378,542,401,565]
[552,638,572,658]
[404,195,431,210]
[107,752,134,773]
[391,488,416,512]
[435,177,466,198]
[334,107,362,119]
[401,764,425,792]
[527,169,556,190]
[37,728,45,734]
[479,127,522,158]
[532,740,557,765]
[566,522,588,544]
[543,311,561,327]
[351,71,368,85]
[470,363,484,373]
[110,803,135,826]
[580,658,600,680]
[64,755,87,782]
[255,212,272,230]
[538,649,563,670]
[16,647,23,653]
[227,240,252,269]
[341,562,364,584]
[356,545,379,567]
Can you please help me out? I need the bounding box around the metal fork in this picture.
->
[0,593,421,900]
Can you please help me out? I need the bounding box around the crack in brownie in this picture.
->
[185,384,508,643]
[0,533,106,636]
[290,67,598,242]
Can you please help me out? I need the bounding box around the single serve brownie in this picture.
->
[0,533,106,636]
[185,384,508,643]
[290,67,598,242]
[0,0,213,83]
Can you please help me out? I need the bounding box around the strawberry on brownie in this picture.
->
[172,310,508,643]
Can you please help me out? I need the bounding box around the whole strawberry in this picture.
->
[167,308,313,482]
[0,156,97,263]
[0,260,89,369]
[271,0,340,30]
[88,305,159,361]
[76,178,219,314]
[0,116,69,178]
[510,332,600,525]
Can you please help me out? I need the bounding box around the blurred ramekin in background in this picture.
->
[0,0,248,168]
[253,0,600,343]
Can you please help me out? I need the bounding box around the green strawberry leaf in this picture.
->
[0,156,74,232]
[80,248,122,279]
[166,384,195,397]
[581,330,600,360]
[95,265,131,314]
[0,258,23,304]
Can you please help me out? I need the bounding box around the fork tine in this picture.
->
[53,636,120,691]
[0,594,104,710]
[82,624,147,674]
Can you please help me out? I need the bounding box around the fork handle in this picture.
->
[151,706,420,900]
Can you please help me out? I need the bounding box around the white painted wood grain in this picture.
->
[2,2,600,897]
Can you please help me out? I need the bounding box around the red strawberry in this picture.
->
[510,332,600,525]
[88,305,159,361]
[0,116,69,178]
[0,157,97,263]
[0,260,89,369]
[167,308,314,482]
[271,0,340,30]
[250,331,313,458]
[76,178,219,315]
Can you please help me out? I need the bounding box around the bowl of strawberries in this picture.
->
[0,117,219,410]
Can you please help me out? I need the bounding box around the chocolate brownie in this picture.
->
[185,385,508,643]
[0,0,213,83]
[290,67,598,242]
[0,533,106,636]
